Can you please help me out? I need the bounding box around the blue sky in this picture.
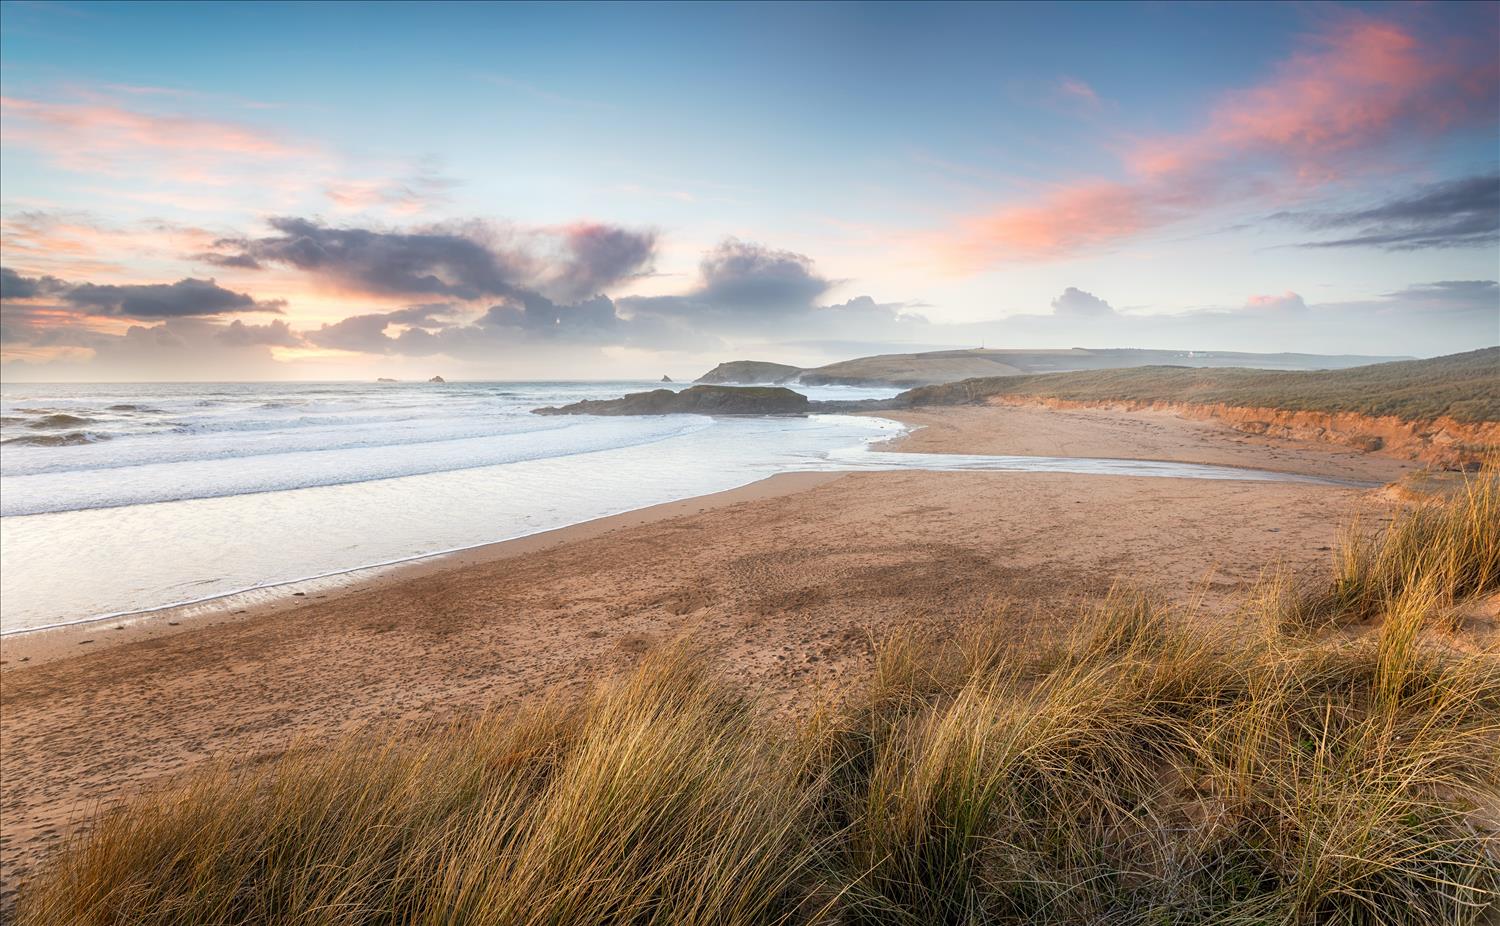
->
[1,0,1496,380]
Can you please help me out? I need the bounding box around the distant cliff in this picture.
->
[884,348,1500,468]
[695,347,1404,389]
[535,385,810,416]
[695,361,803,384]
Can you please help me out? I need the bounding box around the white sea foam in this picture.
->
[0,379,1357,634]
[0,381,902,631]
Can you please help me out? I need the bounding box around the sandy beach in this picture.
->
[0,403,1423,900]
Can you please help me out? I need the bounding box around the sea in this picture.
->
[0,380,903,633]
[0,379,1363,635]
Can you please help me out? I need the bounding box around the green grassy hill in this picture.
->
[698,347,1406,387]
[894,347,1500,423]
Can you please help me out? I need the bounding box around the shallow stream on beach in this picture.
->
[1,381,1367,634]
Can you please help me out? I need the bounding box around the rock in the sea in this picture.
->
[536,385,809,416]
[428,375,446,383]
[661,375,673,383]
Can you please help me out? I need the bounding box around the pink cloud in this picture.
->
[1056,77,1101,108]
[0,96,313,179]
[1244,291,1309,314]
[939,13,1497,267]
[0,211,224,279]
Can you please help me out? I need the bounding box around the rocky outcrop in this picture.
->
[695,361,803,385]
[428,376,446,383]
[536,385,810,417]
[988,396,1500,469]
[661,375,673,383]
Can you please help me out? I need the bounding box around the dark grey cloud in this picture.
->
[697,239,832,310]
[3,267,283,319]
[198,252,264,270]
[481,292,622,337]
[1,267,68,300]
[207,217,529,300]
[204,217,656,303]
[1283,173,1500,250]
[545,224,658,302]
[304,287,717,359]
[617,239,918,345]
[1050,287,1116,318]
[63,277,284,319]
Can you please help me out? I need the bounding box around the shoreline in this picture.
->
[0,404,1414,666]
[0,402,1426,900]
[0,472,845,668]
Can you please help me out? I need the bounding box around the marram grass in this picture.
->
[16,475,1500,925]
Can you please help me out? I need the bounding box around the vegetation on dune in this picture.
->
[894,347,1500,423]
[17,473,1500,925]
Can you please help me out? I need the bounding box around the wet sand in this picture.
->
[0,404,1420,900]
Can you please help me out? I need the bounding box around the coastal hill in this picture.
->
[536,385,809,416]
[696,347,1404,388]
[887,347,1500,423]
[562,349,1498,465]
[863,347,1499,468]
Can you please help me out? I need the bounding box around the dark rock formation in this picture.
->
[536,385,810,417]
[661,375,673,383]
[428,376,446,383]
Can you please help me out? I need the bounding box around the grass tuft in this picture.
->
[16,484,1500,925]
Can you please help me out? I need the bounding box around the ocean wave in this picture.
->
[24,413,97,429]
[2,431,112,447]
[0,416,716,516]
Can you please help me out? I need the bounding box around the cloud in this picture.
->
[543,223,659,303]
[215,319,302,347]
[0,267,68,300]
[1056,77,1101,108]
[939,12,1499,266]
[297,238,918,361]
[1244,291,1309,314]
[303,292,701,358]
[1050,287,1116,318]
[698,239,832,310]
[323,159,463,215]
[0,95,312,179]
[1281,173,1500,250]
[204,216,656,304]
[2,210,243,281]
[621,239,836,324]
[62,277,284,319]
[1374,280,1499,315]
[934,279,1496,357]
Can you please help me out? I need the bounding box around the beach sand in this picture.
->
[0,403,1421,901]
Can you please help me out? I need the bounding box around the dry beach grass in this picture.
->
[14,471,1500,924]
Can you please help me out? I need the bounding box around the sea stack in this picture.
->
[428,375,446,383]
[661,375,673,383]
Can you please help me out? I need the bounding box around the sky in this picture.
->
[1,0,1497,382]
